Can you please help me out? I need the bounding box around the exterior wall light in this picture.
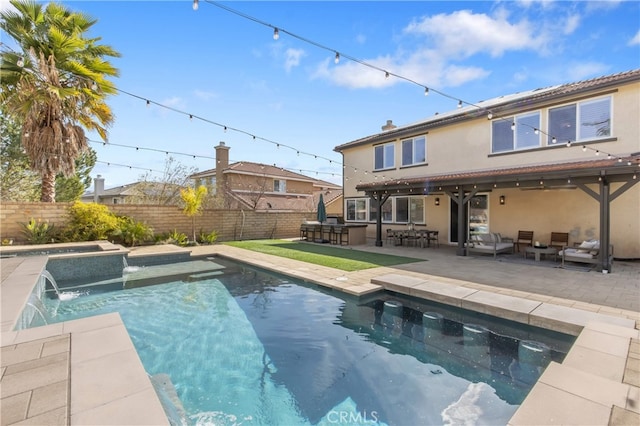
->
[434,197,440,206]
[499,195,506,205]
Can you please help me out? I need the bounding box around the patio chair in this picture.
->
[515,230,534,252]
[405,230,420,247]
[549,232,569,251]
[427,230,440,248]
[386,229,395,245]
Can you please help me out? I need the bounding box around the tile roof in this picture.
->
[191,161,340,186]
[356,154,640,192]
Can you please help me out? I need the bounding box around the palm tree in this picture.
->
[0,0,120,202]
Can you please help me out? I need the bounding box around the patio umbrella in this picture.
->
[317,194,327,223]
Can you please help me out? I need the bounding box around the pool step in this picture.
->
[186,271,224,281]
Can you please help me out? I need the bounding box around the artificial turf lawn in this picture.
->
[224,239,424,271]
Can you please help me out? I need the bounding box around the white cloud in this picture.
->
[564,62,610,81]
[629,30,640,46]
[355,34,366,44]
[563,13,581,35]
[404,9,546,58]
[0,0,16,13]
[193,90,218,101]
[284,48,305,72]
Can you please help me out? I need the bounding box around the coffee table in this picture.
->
[524,246,557,262]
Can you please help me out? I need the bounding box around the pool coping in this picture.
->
[1,244,639,425]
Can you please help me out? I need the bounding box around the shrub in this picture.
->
[197,229,218,245]
[20,218,56,244]
[160,229,188,246]
[113,217,154,247]
[62,202,120,241]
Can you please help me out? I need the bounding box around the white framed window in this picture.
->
[548,97,611,144]
[492,112,540,153]
[374,143,395,170]
[273,179,286,193]
[346,199,368,221]
[401,136,426,166]
[366,197,425,223]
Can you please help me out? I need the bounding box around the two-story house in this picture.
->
[335,69,640,270]
[190,142,343,214]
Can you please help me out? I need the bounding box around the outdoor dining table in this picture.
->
[391,229,438,248]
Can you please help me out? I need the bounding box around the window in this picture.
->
[393,197,425,224]
[374,143,395,170]
[492,112,540,153]
[402,136,426,166]
[369,198,393,222]
[273,179,286,193]
[580,97,611,139]
[548,97,611,144]
[346,199,367,221]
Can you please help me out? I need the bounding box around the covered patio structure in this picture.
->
[356,154,640,273]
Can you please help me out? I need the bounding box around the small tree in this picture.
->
[180,185,208,243]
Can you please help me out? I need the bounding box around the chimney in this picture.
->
[215,142,230,194]
[381,120,397,131]
[93,175,104,203]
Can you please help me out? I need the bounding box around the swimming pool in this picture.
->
[31,257,574,426]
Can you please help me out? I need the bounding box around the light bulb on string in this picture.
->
[582,146,587,152]
[192,0,198,10]
[146,100,150,108]
[91,81,98,91]
[273,28,280,40]
[457,100,463,108]
[385,71,390,79]
[424,87,429,96]
[487,112,492,120]
[534,128,539,135]
[16,56,24,67]
[511,122,515,131]
[334,52,340,64]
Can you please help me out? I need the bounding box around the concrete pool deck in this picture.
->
[1,242,639,425]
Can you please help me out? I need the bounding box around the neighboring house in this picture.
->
[190,142,343,214]
[334,69,640,268]
[81,175,185,205]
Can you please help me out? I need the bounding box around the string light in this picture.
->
[424,87,429,96]
[385,71,390,79]
[511,122,515,131]
[192,0,198,11]
[273,28,279,40]
[16,56,24,67]
[334,52,340,64]
[457,100,463,108]
[91,81,98,91]
[487,112,492,120]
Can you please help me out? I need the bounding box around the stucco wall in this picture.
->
[358,184,640,259]
[0,202,318,244]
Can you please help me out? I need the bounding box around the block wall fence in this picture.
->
[0,202,319,244]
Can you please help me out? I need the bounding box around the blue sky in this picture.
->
[2,0,639,188]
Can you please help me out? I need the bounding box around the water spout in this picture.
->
[26,294,50,326]
[41,270,61,296]
[41,270,79,301]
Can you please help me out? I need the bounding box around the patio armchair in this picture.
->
[515,230,534,252]
[549,232,569,251]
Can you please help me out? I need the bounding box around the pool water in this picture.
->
[34,258,574,426]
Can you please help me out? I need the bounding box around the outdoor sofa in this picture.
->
[559,240,613,269]
[466,233,514,258]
